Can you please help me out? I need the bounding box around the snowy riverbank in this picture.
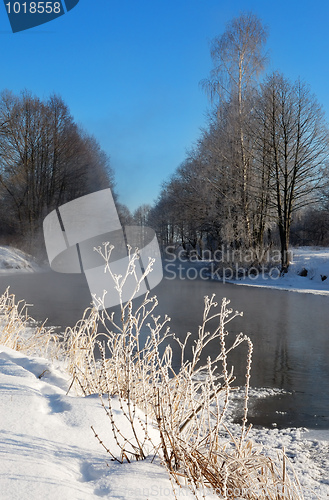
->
[0,245,329,498]
[0,345,328,499]
[1,244,329,295]
[164,246,329,296]
[0,246,44,274]
[231,247,329,295]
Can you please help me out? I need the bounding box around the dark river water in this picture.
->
[1,265,328,430]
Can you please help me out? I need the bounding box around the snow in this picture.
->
[1,243,329,294]
[0,345,191,500]
[0,345,328,499]
[227,388,329,498]
[0,245,329,498]
[0,246,44,273]
[228,247,329,295]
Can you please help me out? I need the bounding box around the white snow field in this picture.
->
[0,245,329,499]
[0,346,328,499]
[232,247,329,295]
[0,345,187,500]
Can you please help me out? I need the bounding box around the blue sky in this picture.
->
[1,0,329,212]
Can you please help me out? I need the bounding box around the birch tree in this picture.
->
[202,12,268,247]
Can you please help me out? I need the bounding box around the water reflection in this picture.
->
[1,268,328,428]
[272,301,293,388]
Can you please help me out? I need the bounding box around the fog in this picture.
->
[1,270,329,429]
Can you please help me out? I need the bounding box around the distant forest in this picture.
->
[1,13,329,271]
[0,90,127,253]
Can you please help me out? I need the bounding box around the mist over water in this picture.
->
[1,268,329,429]
[0,271,91,329]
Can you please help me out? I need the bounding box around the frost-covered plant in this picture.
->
[0,287,60,357]
[81,243,305,499]
[0,246,305,499]
[61,306,103,394]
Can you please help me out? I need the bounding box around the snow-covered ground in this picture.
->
[0,246,43,273]
[231,247,329,295]
[0,346,328,499]
[0,245,329,499]
[0,346,185,500]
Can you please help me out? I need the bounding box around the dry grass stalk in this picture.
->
[0,245,307,499]
[0,286,60,358]
[79,243,305,499]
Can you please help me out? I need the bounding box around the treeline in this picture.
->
[0,90,114,251]
[147,13,329,271]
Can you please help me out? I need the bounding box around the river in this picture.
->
[0,265,328,429]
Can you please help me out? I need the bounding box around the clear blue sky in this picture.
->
[1,0,329,212]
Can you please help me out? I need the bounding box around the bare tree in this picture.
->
[258,73,329,271]
[0,90,113,247]
[202,12,268,105]
[116,202,133,226]
[201,12,268,246]
[149,13,329,270]
[133,203,152,226]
